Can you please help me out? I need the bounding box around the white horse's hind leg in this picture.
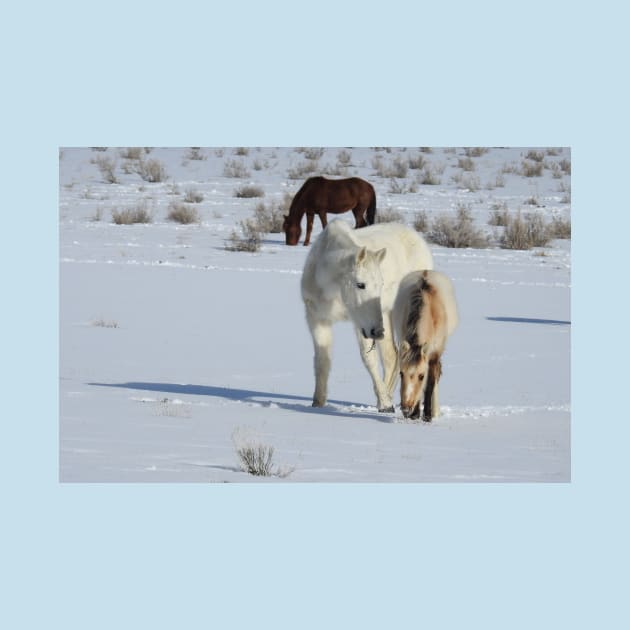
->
[307,313,333,407]
[355,329,394,412]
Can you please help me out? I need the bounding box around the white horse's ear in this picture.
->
[375,248,387,263]
[401,339,411,353]
[421,342,429,357]
[356,246,367,263]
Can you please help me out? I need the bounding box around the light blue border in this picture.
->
[4,1,627,628]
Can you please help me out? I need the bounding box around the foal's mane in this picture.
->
[401,275,431,364]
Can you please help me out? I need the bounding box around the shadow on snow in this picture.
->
[88,381,394,423]
[487,316,570,326]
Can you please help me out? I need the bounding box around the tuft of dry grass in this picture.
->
[167,202,200,224]
[225,219,262,252]
[488,203,509,226]
[548,215,571,239]
[94,155,118,183]
[376,207,406,223]
[112,202,152,224]
[136,159,168,182]
[185,147,206,161]
[253,199,286,233]
[413,210,429,233]
[500,211,550,249]
[287,159,320,179]
[119,147,144,160]
[92,318,118,328]
[236,443,275,476]
[184,188,204,203]
[223,159,251,178]
[457,157,476,171]
[234,184,265,198]
[464,147,489,157]
[427,205,490,248]
[521,160,544,177]
[418,167,441,185]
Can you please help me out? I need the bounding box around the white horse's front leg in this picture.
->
[355,328,394,412]
[378,312,399,399]
[307,314,333,407]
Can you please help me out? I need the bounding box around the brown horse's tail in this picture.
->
[366,187,377,225]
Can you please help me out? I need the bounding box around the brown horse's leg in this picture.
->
[303,212,315,246]
[318,212,327,228]
[353,207,368,228]
[422,355,442,422]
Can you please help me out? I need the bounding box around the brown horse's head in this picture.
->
[283,215,301,246]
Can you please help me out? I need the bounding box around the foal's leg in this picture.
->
[422,355,442,421]
[303,212,315,246]
[355,328,393,412]
[306,308,333,406]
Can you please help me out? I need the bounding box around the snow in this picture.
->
[60,147,570,482]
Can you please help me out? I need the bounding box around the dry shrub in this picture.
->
[235,184,265,198]
[236,443,275,476]
[408,154,427,170]
[427,205,489,248]
[136,159,168,182]
[413,211,429,233]
[184,188,204,203]
[464,147,489,157]
[112,202,152,224]
[223,159,251,178]
[225,219,262,252]
[167,202,200,224]
[488,203,509,226]
[548,216,571,239]
[525,150,545,162]
[253,199,286,233]
[119,147,144,160]
[376,207,405,223]
[521,160,544,177]
[185,147,206,161]
[500,211,550,249]
[419,167,441,185]
[94,155,118,183]
[457,157,476,171]
[287,160,320,179]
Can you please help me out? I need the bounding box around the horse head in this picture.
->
[341,245,388,340]
[283,215,301,246]
[399,339,429,419]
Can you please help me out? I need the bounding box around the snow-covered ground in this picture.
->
[59,147,570,482]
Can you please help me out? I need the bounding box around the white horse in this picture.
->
[301,220,433,411]
[393,270,458,421]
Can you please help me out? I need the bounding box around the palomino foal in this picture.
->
[393,270,458,421]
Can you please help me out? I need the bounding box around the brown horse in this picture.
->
[283,176,376,245]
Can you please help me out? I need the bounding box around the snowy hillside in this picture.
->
[59,147,571,482]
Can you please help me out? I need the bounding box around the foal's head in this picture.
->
[283,215,301,246]
[399,340,429,419]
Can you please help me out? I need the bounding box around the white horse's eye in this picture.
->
[356,282,366,289]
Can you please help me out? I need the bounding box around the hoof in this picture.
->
[379,406,395,413]
[312,400,325,408]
